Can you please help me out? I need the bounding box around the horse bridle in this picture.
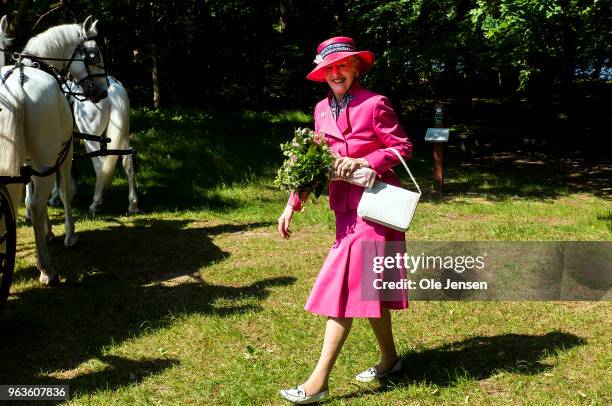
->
[59,35,108,100]
[10,34,108,102]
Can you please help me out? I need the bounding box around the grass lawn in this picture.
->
[1,109,610,405]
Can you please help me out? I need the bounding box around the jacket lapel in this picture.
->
[317,103,344,141]
[317,83,363,140]
[337,82,363,136]
[336,103,350,135]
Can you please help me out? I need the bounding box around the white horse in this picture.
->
[0,16,108,285]
[3,20,138,219]
[71,76,138,214]
[46,76,139,215]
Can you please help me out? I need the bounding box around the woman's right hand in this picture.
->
[334,156,369,179]
[277,204,294,239]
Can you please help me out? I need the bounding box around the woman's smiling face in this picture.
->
[325,57,359,99]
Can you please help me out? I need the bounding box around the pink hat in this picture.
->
[306,36,375,82]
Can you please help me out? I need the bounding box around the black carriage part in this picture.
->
[0,167,29,317]
[72,131,136,160]
[0,166,33,185]
[0,185,16,316]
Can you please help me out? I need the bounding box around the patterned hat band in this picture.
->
[314,42,357,64]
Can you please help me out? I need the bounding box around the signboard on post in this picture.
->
[425,128,450,142]
[425,103,450,193]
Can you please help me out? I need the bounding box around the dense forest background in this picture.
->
[1,0,610,154]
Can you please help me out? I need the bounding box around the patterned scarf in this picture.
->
[330,93,354,120]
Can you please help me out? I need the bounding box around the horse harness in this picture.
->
[7,34,109,101]
[0,36,133,186]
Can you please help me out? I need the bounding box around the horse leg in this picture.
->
[70,162,78,201]
[89,155,105,214]
[43,203,54,243]
[52,173,77,206]
[24,181,54,241]
[90,155,117,214]
[48,174,62,207]
[122,155,139,214]
[30,176,57,285]
[58,155,77,247]
[24,181,33,222]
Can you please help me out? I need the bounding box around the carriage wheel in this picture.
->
[0,184,17,317]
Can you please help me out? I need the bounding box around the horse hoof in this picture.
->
[89,203,101,215]
[128,205,140,215]
[39,273,60,286]
[24,211,31,222]
[64,234,78,248]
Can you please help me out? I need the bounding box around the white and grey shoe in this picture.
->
[279,385,329,404]
[355,359,402,382]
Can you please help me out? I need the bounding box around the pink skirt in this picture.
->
[304,210,409,318]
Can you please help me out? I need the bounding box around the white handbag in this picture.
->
[357,148,421,232]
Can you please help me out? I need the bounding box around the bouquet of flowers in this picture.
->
[274,127,378,200]
[274,128,334,198]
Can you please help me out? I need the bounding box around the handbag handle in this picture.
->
[388,148,421,195]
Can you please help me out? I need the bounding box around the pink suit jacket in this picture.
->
[290,83,412,212]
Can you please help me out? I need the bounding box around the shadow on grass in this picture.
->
[339,331,585,401]
[1,217,294,396]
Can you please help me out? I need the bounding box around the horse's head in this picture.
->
[22,15,109,103]
[69,16,109,103]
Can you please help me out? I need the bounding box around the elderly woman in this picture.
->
[278,36,412,404]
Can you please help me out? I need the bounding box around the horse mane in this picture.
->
[22,24,86,56]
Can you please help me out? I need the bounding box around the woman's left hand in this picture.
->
[334,157,369,179]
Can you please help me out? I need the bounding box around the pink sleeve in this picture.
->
[287,191,309,212]
[362,97,413,175]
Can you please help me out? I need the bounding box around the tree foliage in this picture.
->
[0,0,609,110]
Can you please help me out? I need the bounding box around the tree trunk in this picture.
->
[558,13,578,111]
[332,0,345,30]
[460,56,475,117]
[151,42,160,108]
[147,1,160,108]
[279,0,288,33]
[253,1,265,107]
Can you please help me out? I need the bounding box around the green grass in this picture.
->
[1,108,610,405]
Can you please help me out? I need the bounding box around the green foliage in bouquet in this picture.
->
[274,127,334,197]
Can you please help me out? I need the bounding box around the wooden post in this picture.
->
[433,103,445,193]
